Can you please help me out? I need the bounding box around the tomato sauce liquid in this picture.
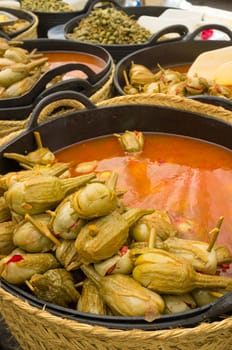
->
[56,133,232,255]
[44,52,106,79]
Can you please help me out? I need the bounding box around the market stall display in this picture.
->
[64,0,189,62]
[1,1,232,349]
[0,91,232,350]
[20,0,91,38]
[114,24,232,110]
[0,6,38,39]
[0,38,113,120]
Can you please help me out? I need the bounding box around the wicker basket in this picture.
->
[13,9,38,39]
[97,94,232,124]
[0,64,115,144]
[1,7,39,40]
[1,93,232,350]
[1,285,232,350]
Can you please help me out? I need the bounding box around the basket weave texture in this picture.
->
[1,286,232,350]
[1,93,232,349]
[97,94,232,124]
[0,64,115,146]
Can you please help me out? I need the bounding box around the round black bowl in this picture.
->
[113,23,232,110]
[64,0,188,62]
[1,91,232,330]
[21,0,92,38]
[0,38,113,119]
[0,6,35,39]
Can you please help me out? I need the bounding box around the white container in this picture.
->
[0,0,20,8]
[144,1,165,5]
[164,0,192,9]
[64,0,88,11]
[137,8,204,35]
[144,0,192,8]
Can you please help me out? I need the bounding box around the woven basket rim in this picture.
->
[90,63,115,103]
[0,64,114,145]
[13,9,38,40]
[1,285,232,337]
[97,93,232,123]
[1,94,232,349]
[0,91,231,149]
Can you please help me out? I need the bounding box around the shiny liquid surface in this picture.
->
[44,51,106,79]
[56,133,232,256]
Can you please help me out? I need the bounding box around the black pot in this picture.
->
[1,91,232,331]
[64,0,188,62]
[0,7,35,39]
[114,24,232,110]
[30,0,93,38]
[0,38,113,119]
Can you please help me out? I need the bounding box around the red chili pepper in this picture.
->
[106,263,117,275]
[7,254,24,264]
[68,220,79,231]
[220,263,230,270]
[120,246,128,256]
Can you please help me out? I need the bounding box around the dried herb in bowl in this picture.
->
[66,7,152,45]
[21,0,75,12]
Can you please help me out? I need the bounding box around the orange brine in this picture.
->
[56,133,232,252]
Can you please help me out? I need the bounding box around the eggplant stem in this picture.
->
[34,131,43,149]
[75,281,84,288]
[209,291,223,298]
[157,63,165,72]
[25,279,35,292]
[24,213,61,247]
[123,69,130,87]
[195,271,232,290]
[148,227,156,249]
[207,216,224,252]
[46,210,56,218]
[19,163,33,170]
[66,260,81,271]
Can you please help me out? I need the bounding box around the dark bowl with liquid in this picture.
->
[1,90,232,331]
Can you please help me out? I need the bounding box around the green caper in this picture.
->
[67,7,152,45]
[21,0,74,12]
